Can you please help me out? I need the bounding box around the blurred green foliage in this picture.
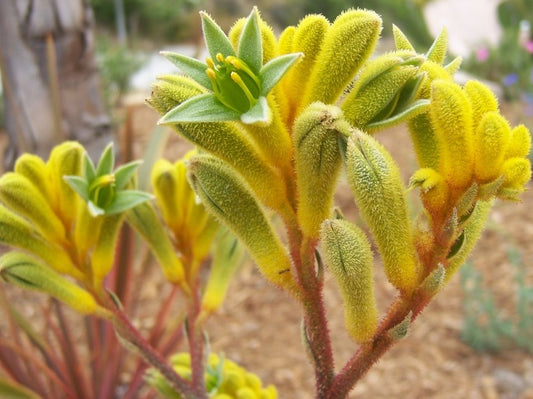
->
[90,0,202,43]
[460,247,533,353]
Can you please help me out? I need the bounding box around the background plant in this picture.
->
[461,246,533,353]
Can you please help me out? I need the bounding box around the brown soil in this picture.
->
[122,103,533,399]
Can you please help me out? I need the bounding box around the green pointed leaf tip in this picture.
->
[96,143,115,176]
[237,7,263,73]
[260,53,302,95]
[161,51,212,88]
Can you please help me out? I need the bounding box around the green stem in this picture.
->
[187,283,206,394]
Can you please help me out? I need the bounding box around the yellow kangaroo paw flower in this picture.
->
[285,14,329,117]
[188,155,297,294]
[127,202,186,287]
[429,80,474,190]
[14,153,53,204]
[320,219,378,343]
[151,159,182,233]
[410,168,450,217]
[505,124,531,159]
[464,80,499,133]
[501,157,532,190]
[294,102,347,238]
[47,141,84,228]
[90,213,124,286]
[0,173,67,245]
[0,205,81,279]
[303,9,382,106]
[474,111,511,183]
[0,252,108,317]
[346,131,419,293]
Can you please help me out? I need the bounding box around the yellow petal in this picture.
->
[464,80,499,134]
[505,124,531,159]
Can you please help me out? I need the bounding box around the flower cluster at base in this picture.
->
[147,353,278,399]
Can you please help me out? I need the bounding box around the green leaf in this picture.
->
[114,160,143,190]
[160,51,212,89]
[240,96,270,124]
[84,154,96,181]
[63,176,89,200]
[367,99,430,131]
[237,7,262,73]
[105,191,154,215]
[159,93,240,123]
[260,53,302,96]
[96,143,115,176]
[201,11,236,60]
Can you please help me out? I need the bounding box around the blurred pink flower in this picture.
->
[526,40,533,54]
[476,47,489,62]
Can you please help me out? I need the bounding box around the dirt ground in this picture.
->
[122,103,533,399]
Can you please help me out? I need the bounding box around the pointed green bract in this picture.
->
[426,28,448,64]
[237,7,262,73]
[392,25,415,51]
[160,93,241,123]
[200,11,236,60]
[260,53,302,96]
[161,51,212,88]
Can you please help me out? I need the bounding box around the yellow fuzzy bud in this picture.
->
[0,252,107,317]
[320,219,378,343]
[127,202,186,286]
[90,214,124,285]
[464,80,499,133]
[501,158,532,190]
[429,80,474,189]
[284,14,329,117]
[151,159,182,233]
[474,111,511,183]
[187,155,296,293]
[408,114,441,170]
[0,173,67,245]
[47,141,84,228]
[0,205,81,279]
[346,132,419,292]
[294,102,348,238]
[14,153,53,204]
[505,124,532,159]
[304,9,382,106]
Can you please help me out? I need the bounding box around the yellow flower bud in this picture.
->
[0,252,106,316]
[474,111,511,183]
[127,202,186,286]
[284,14,329,117]
[320,219,378,343]
[151,159,182,233]
[14,153,53,204]
[0,205,81,279]
[90,214,124,284]
[0,172,67,245]
[346,132,419,292]
[429,80,474,189]
[464,80,499,133]
[505,124,531,159]
[304,9,382,106]
[501,158,532,190]
[408,114,441,170]
[188,155,296,293]
[294,103,347,238]
[47,141,84,228]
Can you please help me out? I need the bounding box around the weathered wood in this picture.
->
[0,0,112,169]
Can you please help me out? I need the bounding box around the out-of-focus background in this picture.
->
[0,1,532,398]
